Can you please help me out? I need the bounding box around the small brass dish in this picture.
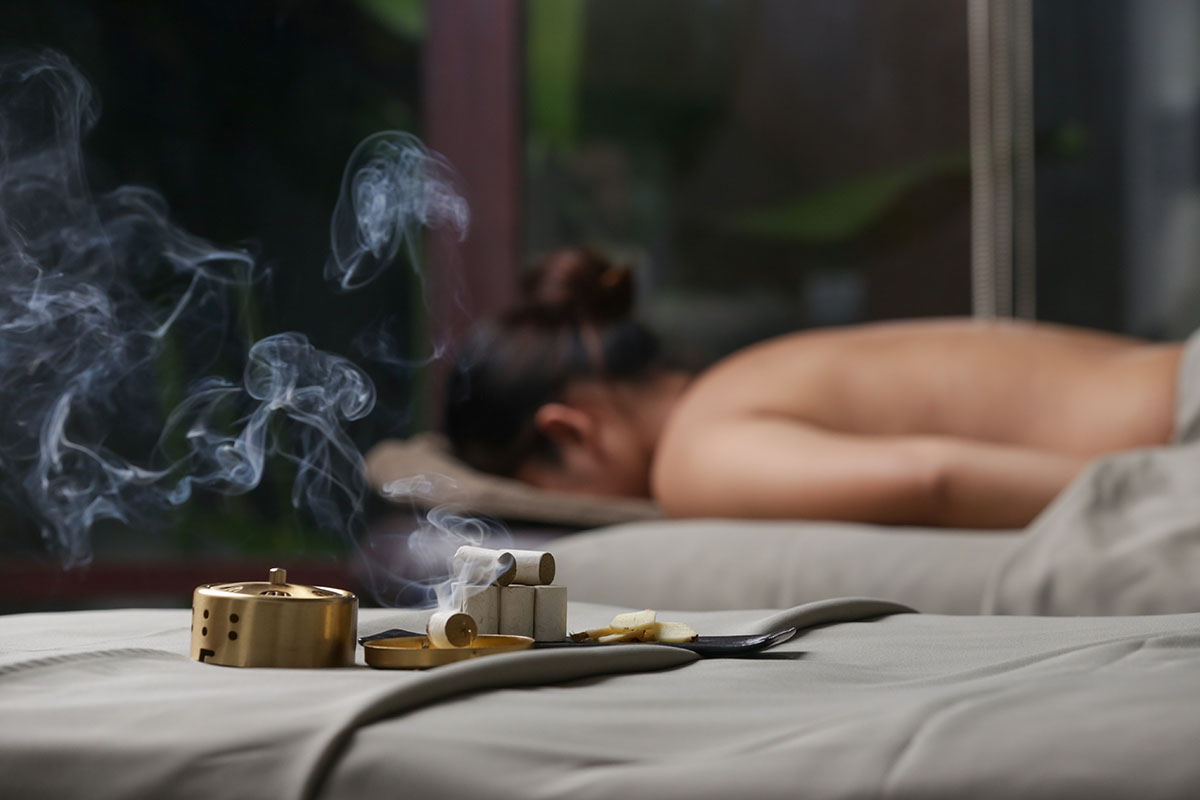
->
[363,634,534,669]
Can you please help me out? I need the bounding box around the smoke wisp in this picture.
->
[2,48,494,613]
[0,50,264,564]
[325,131,469,292]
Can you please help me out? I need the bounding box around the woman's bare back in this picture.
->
[652,319,1182,527]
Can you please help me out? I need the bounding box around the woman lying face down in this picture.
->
[444,249,1184,529]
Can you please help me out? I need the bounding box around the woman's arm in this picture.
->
[650,415,1087,528]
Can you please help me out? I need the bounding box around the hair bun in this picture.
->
[522,248,635,322]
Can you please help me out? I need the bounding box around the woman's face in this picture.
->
[515,382,658,499]
[578,409,655,497]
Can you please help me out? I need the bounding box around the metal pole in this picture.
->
[968,0,998,318]
[1011,0,1037,320]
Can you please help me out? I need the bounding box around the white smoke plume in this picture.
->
[0,48,472,579]
[162,333,375,526]
[0,50,260,564]
[360,500,514,609]
[325,131,469,292]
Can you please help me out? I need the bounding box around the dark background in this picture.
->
[0,0,1192,611]
[0,1,428,608]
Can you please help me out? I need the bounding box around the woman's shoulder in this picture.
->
[668,318,961,407]
[657,317,1152,452]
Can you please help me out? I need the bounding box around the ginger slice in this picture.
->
[610,609,657,629]
[570,610,698,644]
[651,621,699,643]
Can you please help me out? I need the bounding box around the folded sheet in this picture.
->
[365,433,660,526]
[331,609,1200,800]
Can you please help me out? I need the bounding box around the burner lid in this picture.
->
[202,567,355,601]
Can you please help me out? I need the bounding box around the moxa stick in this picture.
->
[498,585,535,638]
[453,546,517,586]
[505,549,556,586]
[456,582,499,635]
[532,584,568,642]
[427,610,478,648]
[452,546,556,586]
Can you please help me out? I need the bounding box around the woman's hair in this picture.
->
[444,248,662,476]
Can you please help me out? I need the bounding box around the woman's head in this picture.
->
[444,248,681,497]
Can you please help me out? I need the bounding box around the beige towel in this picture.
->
[365,432,660,527]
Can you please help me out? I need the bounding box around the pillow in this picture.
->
[551,518,1021,615]
[364,433,661,527]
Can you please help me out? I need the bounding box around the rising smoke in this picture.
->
[326,131,469,292]
[0,48,478,584]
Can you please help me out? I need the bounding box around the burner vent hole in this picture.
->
[259,590,292,597]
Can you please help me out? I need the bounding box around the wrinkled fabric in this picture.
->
[4,604,1199,800]
[328,611,1200,800]
[0,600,907,800]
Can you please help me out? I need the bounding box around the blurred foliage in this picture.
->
[1041,120,1091,160]
[524,2,726,257]
[526,0,586,150]
[356,0,426,40]
[723,151,969,245]
[522,0,978,341]
[169,491,350,557]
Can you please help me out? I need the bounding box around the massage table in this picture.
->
[11,331,1200,796]
[2,599,1199,799]
[8,335,1200,798]
[369,330,1200,619]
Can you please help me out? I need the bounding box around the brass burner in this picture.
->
[190,567,357,668]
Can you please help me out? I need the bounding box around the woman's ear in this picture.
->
[533,403,596,451]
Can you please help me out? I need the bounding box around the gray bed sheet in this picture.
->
[3,602,1200,799]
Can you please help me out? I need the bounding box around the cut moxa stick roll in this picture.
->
[505,549,556,586]
[457,583,500,635]
[426,610,478,648]
[453,546,517,586]
[532,584,568,642]
[498,585,535,638]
